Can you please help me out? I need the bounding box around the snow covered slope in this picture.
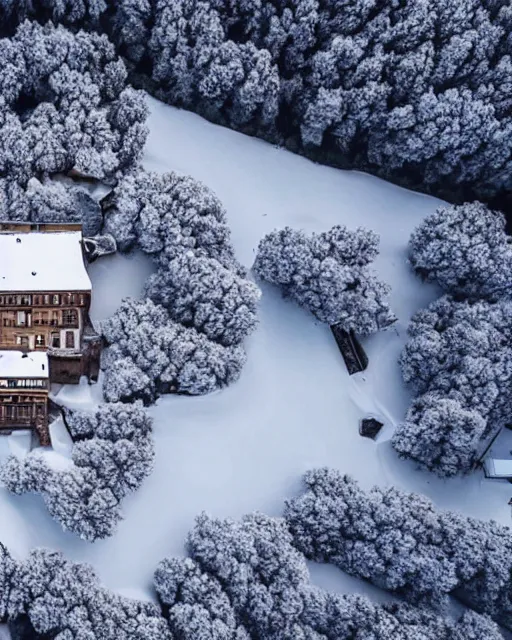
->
[0,95,510,602]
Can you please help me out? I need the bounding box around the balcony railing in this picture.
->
[0,415,36,426]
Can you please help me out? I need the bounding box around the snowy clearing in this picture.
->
[0,95,510,601]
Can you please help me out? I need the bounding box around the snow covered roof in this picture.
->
[0,351,49,378]
[0,231,91,292]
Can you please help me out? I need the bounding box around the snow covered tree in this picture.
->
[154,556,250,640]
[0,544,23,623]
[0,177,103,237]
[395,295,512,476]
[393,394,487,477]
[101,297,247,403]
[102,169,239,271]
[408,202,512,299]
[285,468,512,627]
[155,509,505,638]
[65,401,152,442]
[0,403,155,541]
[254,225,395,334]
[12,548,171,639]
[145,252,260,346]
[0,21,147,187]
[0,0,106,35]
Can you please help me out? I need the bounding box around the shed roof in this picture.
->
[0,231,91,292]
[0,351,48,378]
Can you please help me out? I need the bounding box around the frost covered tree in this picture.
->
[0,177,103,236]
[154,510,504,639]
[394,295,512,476]
[102,169,239,270]
[146,1,280,133]
[408,202,512,299]
[254,225,395,334]
[101,297,247,403]
[0,403,155,541]
[0,0,106,35]
[9,548,171,639]
[99,0,512,204]
[154,556,250,640]
[393,394,488,477]
[0,21,147,189]
[285,468,512,628]
[145,252,260,346]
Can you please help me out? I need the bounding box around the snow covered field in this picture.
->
[0,95,511,603]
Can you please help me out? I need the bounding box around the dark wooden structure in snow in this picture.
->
[330,325,369,375]
[359,417,384,440]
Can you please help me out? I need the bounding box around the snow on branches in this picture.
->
[393,296,512,476]
[102,169,259,397]
[0,176,103,236]
[1,547,171,639]
[285,468,512,630]
[253,225,395,334]
[145,252,260,347]
[103,168,239,270]
[0,403,154,541]
[408,202,512,300]
[0,20,147,189]
[101,298,247,403]
[154,510,504,639]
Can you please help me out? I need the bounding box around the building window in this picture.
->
[7,296,15,305]
[65,331,75,349]
[20,295,31,306]
[15,336,29,347]
[52,294,60,305]
[79,295,85,306]
[51,332,60,348]
[35,335,45,347]
[16,311,26,326]
[62,309,78,327]
[44,295,50,305]
[3,316,13,327]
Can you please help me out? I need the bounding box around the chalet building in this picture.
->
[0,350,50,445]
[0,223,101,385]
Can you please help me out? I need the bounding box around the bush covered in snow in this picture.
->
[285,468,512,629]
[103,168,239,270]
[145,252,260,347]
[153,510,504,639]
[0,21,147,187]
[101,297,247,403]
[254,225,395,334]
[393,295,512,476]
[0,403,154,541]
[0,546,171,639]
[408,202,512,299]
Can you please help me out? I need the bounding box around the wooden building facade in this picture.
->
[0,351,50,445]
[0,224,101,385]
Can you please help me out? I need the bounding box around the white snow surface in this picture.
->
[7,430,32,459]
[0,351,48,378]
[0,231,91,292]
[49,416,74,459]
[0,95,511,605]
